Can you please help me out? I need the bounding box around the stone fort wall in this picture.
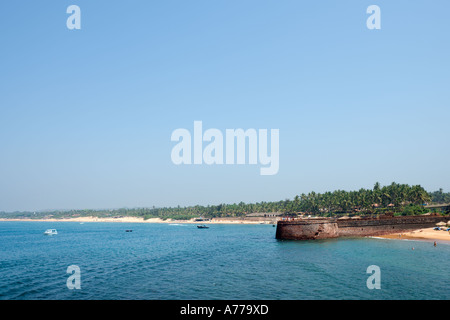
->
[276,215,450,240]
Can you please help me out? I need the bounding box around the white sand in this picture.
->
[0,216,275,225]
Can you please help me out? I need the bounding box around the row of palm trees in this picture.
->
[140,182,433,218]
[0,182,440,220]
[284,182,431,215]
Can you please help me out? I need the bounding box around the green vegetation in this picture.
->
[1,182,449,220]
[429,188,450,204]
[400,204,428,216]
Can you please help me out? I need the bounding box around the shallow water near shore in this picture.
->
[0,221,449,300]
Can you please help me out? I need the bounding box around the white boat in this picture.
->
[44,229,58,235]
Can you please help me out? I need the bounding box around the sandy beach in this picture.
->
[378,227,450,242]
[0,216,275,225]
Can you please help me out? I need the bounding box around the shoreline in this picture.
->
[375,227,450,242]
[0,216,276,225]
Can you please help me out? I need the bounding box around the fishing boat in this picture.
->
[44,229,58,235]
[197,225,209,229]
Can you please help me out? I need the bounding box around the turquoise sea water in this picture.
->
[0,221,448,300]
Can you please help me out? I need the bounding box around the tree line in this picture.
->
[1,182,449,220]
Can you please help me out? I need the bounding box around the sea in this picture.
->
[0,221,449,300]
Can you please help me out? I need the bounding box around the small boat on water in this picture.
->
[197,225,209,229]
[125,229,133,232]
[44,229,58,235]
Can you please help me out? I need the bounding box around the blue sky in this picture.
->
[1,0,449,211]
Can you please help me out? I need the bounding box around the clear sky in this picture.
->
[1,0,449,211]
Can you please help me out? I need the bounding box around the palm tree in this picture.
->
[409,185,431,205]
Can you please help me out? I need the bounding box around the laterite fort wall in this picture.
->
[276,215,450,240]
